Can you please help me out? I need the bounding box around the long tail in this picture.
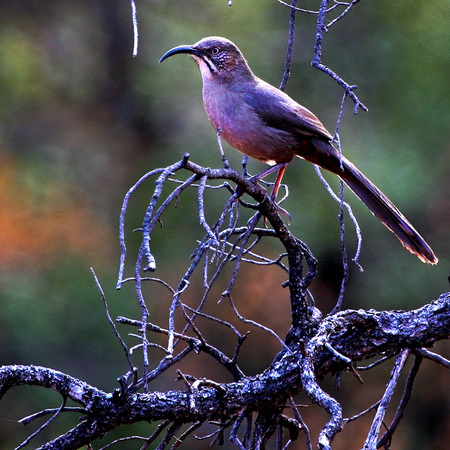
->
[308,139,438,264]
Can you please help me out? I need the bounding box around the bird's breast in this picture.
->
[202,84,296,165]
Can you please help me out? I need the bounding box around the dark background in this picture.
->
[0,1,448,448]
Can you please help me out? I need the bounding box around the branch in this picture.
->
[315,293,450,376]
[279,0,298,91]
[1,293,447,447]
[363,349,410,449]
[312,0,368,113]
[108,152,448,447]
[377,353,422,448]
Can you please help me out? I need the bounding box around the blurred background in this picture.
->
[0,0,448,448]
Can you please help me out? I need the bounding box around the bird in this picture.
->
[159,36,438,264]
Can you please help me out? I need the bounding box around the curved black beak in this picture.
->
[159,45,202,63]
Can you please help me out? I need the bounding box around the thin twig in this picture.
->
[280,0,298,91]
[363,349,410,449]
[331,93,353,313]
[141,171,201,271]
[216,127,230,169]
[197,175,219,244]
[289,396,312,450]
[313,165,363,272]
[278,0,343,15]
[91,268,134,372]
[16,397,66,449]
[220,212,262,298]
[413,348,450,368]
[139,420,171,449]
[344,400,381,424]
[181,303,243,338]
[117,167,167,288]
[357,355,392,371]
[98,435,148,449]
[227,294,291,353]
[230,411,247,450]
[377,354,422,448]
[172,421,204,449]
[324,342,352,365]
[312,0,368,113]
[19,406,85,425]
[118,316,245,381]
[130,0,138,57]
[326,0,362,30]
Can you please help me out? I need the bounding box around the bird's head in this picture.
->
[159,36,253,82]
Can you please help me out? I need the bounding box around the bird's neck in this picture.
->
[197,61,255,86]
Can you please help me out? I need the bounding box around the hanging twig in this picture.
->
[312,0,368,113]
[129,0,138,57]
[280,0,298,91]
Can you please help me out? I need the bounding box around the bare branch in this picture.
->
[363,349,410,449]
[377,354,422,448]
[312,0,368,113]
[91,268,135,373]
[1,291,447,447]
[413,348,450,368]
[326,0,362,29]
[129,0,138,56]
[280,0,298,91]
[17,398,66,449]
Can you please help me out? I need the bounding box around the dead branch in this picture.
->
[0,291,447,448]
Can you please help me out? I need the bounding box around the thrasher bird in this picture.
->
[160,36,438,265]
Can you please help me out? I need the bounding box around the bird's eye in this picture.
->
[211,47,220,55]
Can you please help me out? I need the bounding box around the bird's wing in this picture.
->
[243,80,333,142]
